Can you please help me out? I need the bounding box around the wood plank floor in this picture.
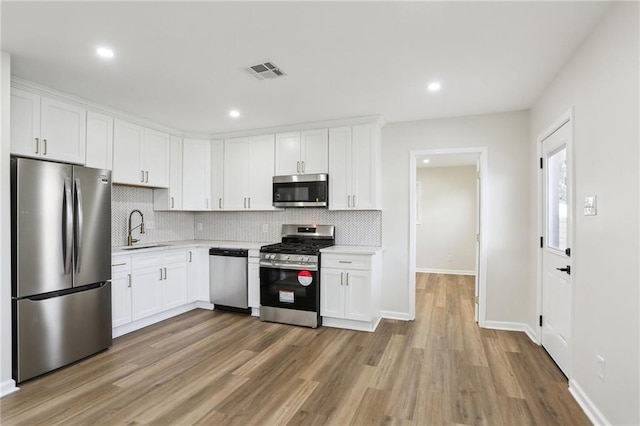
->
[0,273,590,425]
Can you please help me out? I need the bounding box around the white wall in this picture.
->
[416,166,477,273]
[1,52,16,395]
[381,110,531,321]
[530,3,639,424]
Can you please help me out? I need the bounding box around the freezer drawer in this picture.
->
[13,282,112,383]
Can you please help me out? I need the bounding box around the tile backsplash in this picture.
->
[194,209,382,246]
[112,185,194,246]
[112,185,382,247]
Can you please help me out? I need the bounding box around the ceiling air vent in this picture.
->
[244,61,286,80]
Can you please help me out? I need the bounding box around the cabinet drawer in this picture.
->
[132,253,162,269]
[322,254,372,270]
[163,249,187,264]
[111,256,131,273]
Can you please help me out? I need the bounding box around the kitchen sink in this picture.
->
[119,243,169,251]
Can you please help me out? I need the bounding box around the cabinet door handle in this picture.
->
[35,138,39,154]
[340,272,344,286]
[346,273,349,286]
[164,267,167,280]
[188,251,193,263]
[159,268,163,280]
[301,161,305,173]
[297,161,300,173]
[352,195,356,207]
[339,260,352,264]
[43,139,47,155]
[347,195,351,208]
[145,171,149,183]
[127,274,131,288]
[140,171,145,183]
[171,197,174,209]
[206,198,209,209]
[219,198,222,209]
[244,197,247,209]
[112,262,127,267]
[248,197,251,209]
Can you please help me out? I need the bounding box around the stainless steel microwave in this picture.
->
[273,174,328,208]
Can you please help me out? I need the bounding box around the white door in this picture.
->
[320,268,345,318]
[86,111,114,170]
[131,266,163,321]
[344,269,372,322]
[10,88,41,158]
[474,160,481,322]
[541,121,573,377]
[161,262,188,310]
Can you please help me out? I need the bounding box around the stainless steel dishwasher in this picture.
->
[209,248,250,313]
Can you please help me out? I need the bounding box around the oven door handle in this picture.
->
[260,262,318,272]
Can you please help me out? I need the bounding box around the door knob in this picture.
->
[556,265,571,275]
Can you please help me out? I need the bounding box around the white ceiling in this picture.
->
[1,1,610,136]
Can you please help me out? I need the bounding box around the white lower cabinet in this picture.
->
[320,250,382,332]
[248,250,260,316]
[160,250,188,310]
[111,256,132,328]
[187,247,210,303]
[131,253,163,321]
[112,248,204,337]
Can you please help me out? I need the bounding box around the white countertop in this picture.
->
[112,239,271,255]
[113,240,383,256]
[321,245,383,255]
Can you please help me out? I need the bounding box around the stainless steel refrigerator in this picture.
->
[11,157,113,383]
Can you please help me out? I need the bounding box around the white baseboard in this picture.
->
[322,316,381,332]
[0,379,19,398]
[483,320,539,344]
[113,302,200,338]
[569,379,611,426]
[196,301,214,310]
[416,268,476,276]
[380,310,412,321]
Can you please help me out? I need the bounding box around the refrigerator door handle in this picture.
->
[74,178,84,273]
[63,178,73,275]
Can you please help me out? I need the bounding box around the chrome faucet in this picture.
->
[127,209,145,246]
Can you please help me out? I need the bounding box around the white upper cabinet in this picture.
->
[275,129,328,175]
[153,136,183,211]
[182,138,212,211]
[224,134,277,211]
[210,140,224,210]
[223,137,250,210]
[143,129,170,187]
[113,119,169,187]
[329,123,382,210]
[247,134,277,210]
[11,88,86,164]
[85,111,113,170]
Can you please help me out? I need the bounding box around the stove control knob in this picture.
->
[302,256,309,262]
[270,254,276,260]
[283,255,290,260]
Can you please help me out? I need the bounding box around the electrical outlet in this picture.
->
[262,224,269,233]
[197,223,203,231]
[145,220,154,230]
[447,255,453,263]
[597,355,606,380]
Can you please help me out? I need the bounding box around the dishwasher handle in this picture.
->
[209,248,248,257]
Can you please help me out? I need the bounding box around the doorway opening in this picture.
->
[409,147,488,325]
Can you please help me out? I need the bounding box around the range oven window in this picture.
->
[260,266,319,312]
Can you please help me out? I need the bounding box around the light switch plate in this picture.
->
[584,196,597,216]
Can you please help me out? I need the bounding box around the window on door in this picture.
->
[547,147,568,251]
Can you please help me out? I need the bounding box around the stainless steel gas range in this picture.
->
[259,224,335,328]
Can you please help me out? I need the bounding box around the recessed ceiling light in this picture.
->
[96,47,114,59]
[229,109,240,118]
[427,82,441,92]
[423,159,431,164]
